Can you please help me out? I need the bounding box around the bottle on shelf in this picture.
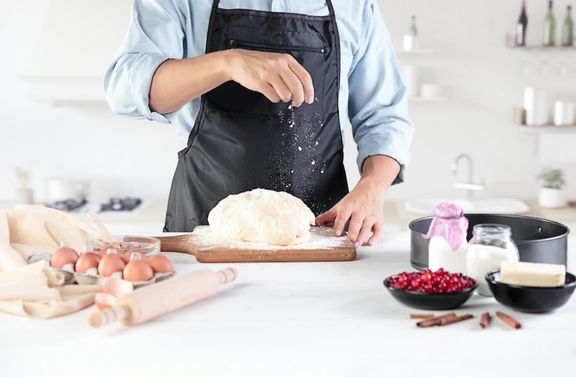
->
[403,15,419,51]
[562,5,574,46]
[543,0,556,46]
[516,0,528,46]
[410,15,418,38]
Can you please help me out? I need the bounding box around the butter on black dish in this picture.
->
[500,261,566,287]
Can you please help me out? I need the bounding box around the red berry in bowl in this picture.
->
[386,269,476,294]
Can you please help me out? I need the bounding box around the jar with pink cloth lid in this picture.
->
[425,203,469,274]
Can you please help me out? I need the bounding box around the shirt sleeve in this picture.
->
[103,0,186,123]
[347,0,414,184]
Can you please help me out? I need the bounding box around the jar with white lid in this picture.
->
[466,224,519,296]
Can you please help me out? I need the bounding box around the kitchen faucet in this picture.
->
[452,153,485,199]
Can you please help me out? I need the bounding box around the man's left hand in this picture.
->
[316,177,384,247]
[315,155,400,247]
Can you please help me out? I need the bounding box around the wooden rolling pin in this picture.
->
[89,268,237,328]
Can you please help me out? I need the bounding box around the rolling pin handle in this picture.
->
[88,305,130,328]
[217,268,238,284]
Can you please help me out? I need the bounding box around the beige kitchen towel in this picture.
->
[0,261,98,318]
[6,205,103,256]
[0,260,65,286]
[0,207,104,318]
[0,210,27,271]
[0,283,98,318]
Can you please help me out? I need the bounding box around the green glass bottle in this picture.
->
[562,5,574,46]
[543,0,556,46]
[410,15,418,37]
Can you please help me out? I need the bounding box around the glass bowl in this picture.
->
[89,235,160,259]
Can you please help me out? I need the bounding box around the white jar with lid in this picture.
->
[466,224,519,296]
[425,203,469,274]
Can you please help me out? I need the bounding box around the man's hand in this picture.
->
[316,155,401,247]
[149,49,314,114]
[225,49,314,107]
[316,178,384,247]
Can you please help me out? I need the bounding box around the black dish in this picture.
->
[410,214,569,270]
[383,274,478,310]
[485,270,576,313]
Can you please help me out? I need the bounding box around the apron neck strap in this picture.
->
[211,0,336,18]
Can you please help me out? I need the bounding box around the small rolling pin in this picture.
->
[89,268,237,328]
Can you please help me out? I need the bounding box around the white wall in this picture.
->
[1,0,576,204]
[377,0,576,201]
[0,0,177,202]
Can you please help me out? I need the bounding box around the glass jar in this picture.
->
[466,224,519,296]
[426,203,469,274]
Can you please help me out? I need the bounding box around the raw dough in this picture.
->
[208,189,315,246]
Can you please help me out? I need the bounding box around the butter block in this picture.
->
[500,261,566,287]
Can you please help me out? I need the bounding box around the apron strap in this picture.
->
[325,0,336,18]
[210,0,336,18]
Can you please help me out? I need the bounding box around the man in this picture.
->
[104,0,413,247]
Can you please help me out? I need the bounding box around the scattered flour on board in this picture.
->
[191,226,350,250]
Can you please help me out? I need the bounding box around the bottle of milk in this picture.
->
[425,203,469,274]
[466,224,519,296]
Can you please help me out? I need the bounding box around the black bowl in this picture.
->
[485,270,576,313]
[383,274,478,310]
[410,214,569,270]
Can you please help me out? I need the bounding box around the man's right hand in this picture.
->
[150,49,314,114]
[223,49,314,107]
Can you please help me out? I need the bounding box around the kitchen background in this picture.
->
[0,0,575,226]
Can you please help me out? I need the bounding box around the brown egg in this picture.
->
[121,249,146,263]
[98,250,126,277]
[51,247,79,269]
[123,253,154,282]
[75,252,101,274]
[147,254,174,273]
[98,247,111,258]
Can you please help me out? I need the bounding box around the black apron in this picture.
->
[164,0,348,232]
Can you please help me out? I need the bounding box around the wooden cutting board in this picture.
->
[156,226,356,263]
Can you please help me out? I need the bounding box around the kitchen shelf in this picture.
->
[506,44,576,51]
[408,96,447,103]
[399,49,435,56]
[517,124,576,133]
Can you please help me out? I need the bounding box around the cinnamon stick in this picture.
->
[416,312,457,328]
[496,311,522,329]
[410,313,435,320]
[479,312,492,329]
[438,314,474,326]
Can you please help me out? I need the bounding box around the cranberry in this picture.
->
[389,269,476,294]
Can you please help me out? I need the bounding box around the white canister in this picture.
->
[553,101,576,126]
[523,87,549,126]
[402,65,419,99]
[420,83,443,100]
[44,178,89,203]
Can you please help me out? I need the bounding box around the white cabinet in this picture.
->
[16,0,132,102]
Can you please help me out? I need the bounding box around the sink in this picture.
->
[404,198,530,215]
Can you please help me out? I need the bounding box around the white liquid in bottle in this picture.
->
[429,236,468,274]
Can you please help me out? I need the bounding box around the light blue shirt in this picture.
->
[104,0,414,183]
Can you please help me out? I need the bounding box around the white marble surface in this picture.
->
[0,230,575,377]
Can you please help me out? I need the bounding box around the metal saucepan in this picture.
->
[409,214,569,270]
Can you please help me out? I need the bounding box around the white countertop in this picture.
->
[1,229,575,377]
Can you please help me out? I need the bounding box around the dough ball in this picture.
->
[208,189,315,246]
